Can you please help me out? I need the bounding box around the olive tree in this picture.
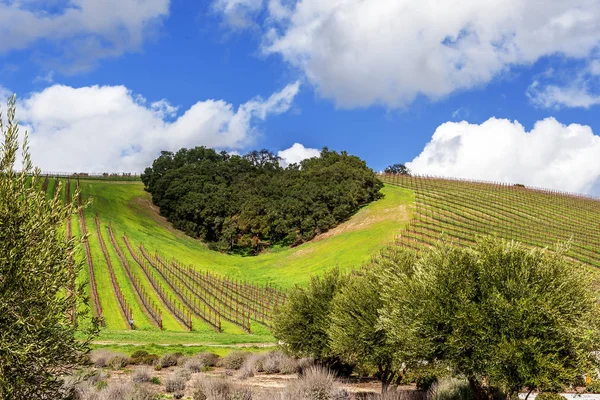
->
[380,237,600,400]
[328,248,417,392]
[272,266,345,363]
[0,96,98,399]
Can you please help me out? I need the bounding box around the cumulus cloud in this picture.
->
[215,0,600,108]
[9,81,300,173]
[527,60,600,109]
[277,142,320,166]
[0,0,170,71]
[407,118,600,195]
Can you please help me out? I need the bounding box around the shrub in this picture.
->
[196,352,220,367]
[84,369,110,386]
[90,350,121,368]
[173,367,192,382]
[184,356,207,373]
[101,382,135,400]
[297,357,315,375]
[75,381,101,400]
[427,378,475,400]
[219,351,251,370]
[150,377,161,385]
[131,350,149,360]
[165,376,186,393]
[263,352,285,374]
[107,355,130,370]
[536,394,564,400]
[192,376,252,400]
[281,366,349,400]
[280,358,299,375]
[363,390,426,400]
[160,353,179,368]
[237,362,255,380]
[132,367,153,383]
[130,351,159,366]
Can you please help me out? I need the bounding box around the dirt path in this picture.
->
[92,341,277,348]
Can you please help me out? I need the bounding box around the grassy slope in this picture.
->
[74,180,412,344]
[81,181,413,288]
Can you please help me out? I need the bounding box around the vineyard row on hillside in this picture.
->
[76,180,103,323]
[94,215,134,329]
[122,234,193,331]
[106,225,163,329]
[165,254,285,324]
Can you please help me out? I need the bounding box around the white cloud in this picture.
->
[33,71,55,84]
[407,117,600,195]
[9,81,300,173]
[277,142,320,166]
[215,0,600,108]
[0,0,170,71]
[527,60,600,109]
[212,0,263,29]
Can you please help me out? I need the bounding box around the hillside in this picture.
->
[381,174,600,270]
[43,176,413,345]
[36,173,600,347]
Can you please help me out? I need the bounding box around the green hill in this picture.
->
[55,177,413,346]
[38,173,600,348]
[381,174,600,272]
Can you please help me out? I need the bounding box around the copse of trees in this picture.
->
[273,237,600,396]
[384,163,410,175]
[141,147,383,254]
[0,96,98,398]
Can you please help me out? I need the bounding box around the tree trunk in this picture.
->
[468,377,489,400]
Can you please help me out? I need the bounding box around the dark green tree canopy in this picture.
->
[142,146,383,254]
[384,163,410,175]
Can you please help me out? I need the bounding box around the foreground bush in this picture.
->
[0,95,98,399]
[219,351,251,370]
[427,378,474,400]
[281,366,350,400]
[381,238,600,400]
[75,381,158,400]
[192,376,252,400]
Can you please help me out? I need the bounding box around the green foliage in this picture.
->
[272,267,346,363]
[384,164,410,175]
[141,146,383,254]
[328,250,413,391]
[587,380,600,393]
[536,393,564,400]
[380,237,600,399]
[150,376,161,385]
[0,96,98,398]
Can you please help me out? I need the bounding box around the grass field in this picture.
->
[65,179,413,345]
[33,173,600,350]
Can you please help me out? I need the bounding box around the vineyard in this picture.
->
[29,172,600,345]
[33,175,410,344]
[382,174,600,269]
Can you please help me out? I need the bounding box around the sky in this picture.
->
[1,0,600,194]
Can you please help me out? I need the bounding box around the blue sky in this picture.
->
[1,0,600,194]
